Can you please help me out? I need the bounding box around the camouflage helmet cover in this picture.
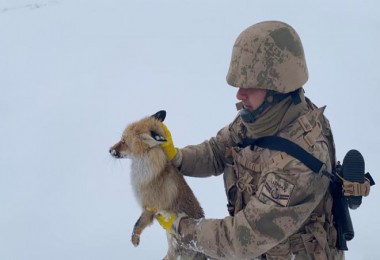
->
[226,21,308,93]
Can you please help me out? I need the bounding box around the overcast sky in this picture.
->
[1,0,379,259]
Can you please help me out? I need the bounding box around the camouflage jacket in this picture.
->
[178,101,342,259]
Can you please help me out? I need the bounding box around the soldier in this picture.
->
[156,21,344,259]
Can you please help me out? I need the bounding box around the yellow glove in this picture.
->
[155,210,187,235]
[160,123,177,161]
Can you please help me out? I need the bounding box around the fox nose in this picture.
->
[109,148,120,158]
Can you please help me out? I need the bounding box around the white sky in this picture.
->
[1,0,379,259]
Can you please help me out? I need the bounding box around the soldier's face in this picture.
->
[236,88,267,112]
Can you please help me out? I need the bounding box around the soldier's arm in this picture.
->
[178,156,330,259]
[178,124,238,178]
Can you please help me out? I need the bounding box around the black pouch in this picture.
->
[332,149,375,250]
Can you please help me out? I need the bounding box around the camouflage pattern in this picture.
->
[226,21,308,93]
[176,100,343,259]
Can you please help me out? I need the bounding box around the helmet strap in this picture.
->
[290,89,302,105]
[240,90,290,123]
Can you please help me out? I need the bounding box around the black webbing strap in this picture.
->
[240,136,324,174]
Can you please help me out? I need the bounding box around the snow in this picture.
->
[1,0,379,259]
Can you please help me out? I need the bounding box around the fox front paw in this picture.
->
[131,233,140,247]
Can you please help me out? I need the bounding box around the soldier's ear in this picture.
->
[151,110,166,122]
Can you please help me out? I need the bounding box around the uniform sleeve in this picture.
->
[178,155,330,259]
[179,123,238,178]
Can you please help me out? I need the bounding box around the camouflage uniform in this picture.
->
[175,21,344,259]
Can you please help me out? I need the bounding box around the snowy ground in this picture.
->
[1,0,379,259]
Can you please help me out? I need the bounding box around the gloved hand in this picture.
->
[160,123,178,161]
[155,210,187,235]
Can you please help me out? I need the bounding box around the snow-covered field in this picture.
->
[1,1,379,259]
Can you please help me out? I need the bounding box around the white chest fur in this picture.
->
[131,157,155,185]
[130,157,157,204]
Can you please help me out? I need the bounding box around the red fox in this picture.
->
[109,110,206,260]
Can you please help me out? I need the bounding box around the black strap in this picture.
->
[240,136,324,174]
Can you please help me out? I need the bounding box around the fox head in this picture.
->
[109,110,168,159]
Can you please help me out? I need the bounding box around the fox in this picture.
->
[109,110,206,260]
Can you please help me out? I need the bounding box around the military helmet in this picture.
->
[226,21,308,93]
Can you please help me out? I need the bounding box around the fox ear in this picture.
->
[151,110,166,122]
[140,131,167,148]
[150,131,167,142]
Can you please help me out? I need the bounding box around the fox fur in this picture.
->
[109,110,206,260]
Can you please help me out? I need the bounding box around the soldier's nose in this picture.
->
[236,88,246,101]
